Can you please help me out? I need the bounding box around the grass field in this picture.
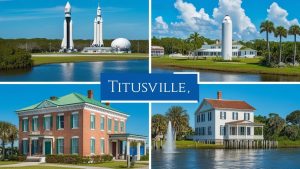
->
[278,139,300,148]
[175,140,224,149]
[74,161,148,169]
[0,166,78,169]
[32,53,148,66]
[152,56,300,76]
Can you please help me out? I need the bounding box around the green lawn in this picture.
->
[32,54,148,66]
[175,140,224,149]
[0,166,78,169]
[152,56,300,76]
[278,139,300,148]
[0,161,19,165]
[75,161,148,169]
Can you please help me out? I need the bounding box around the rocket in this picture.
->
[222,15,232,60]
[92,3,103,47]
[61,1,74,51]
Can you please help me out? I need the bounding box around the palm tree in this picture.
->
[260,20,275,64]
[152,114,167,149]
[0,122,11,160]
[288,25,300,66]
[166,106,189,141]
[188,32,201,59]
[8,125,18,156]
[275,26,287,64]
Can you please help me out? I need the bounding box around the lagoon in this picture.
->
[0,60,148,81]
[152,148,300,169]
[153,67,300,82]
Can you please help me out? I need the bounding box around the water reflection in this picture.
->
[152,148,300,169]
[153,67,300,82]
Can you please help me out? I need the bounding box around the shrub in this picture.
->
[213,57,241,62]
[17,155,26,162]
[90,155,101,163]
[140,154,149,161]
[101,154,113,162]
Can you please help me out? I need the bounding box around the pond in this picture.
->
[152,148,300,169]
[0,60,148,81]
[153,67,300,82]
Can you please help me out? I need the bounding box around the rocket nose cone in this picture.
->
[65,1,71,10]
[223,15,232,23]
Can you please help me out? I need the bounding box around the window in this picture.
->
[232,112,238,120]
[90,114,95,129]
[208,112,212,121]
[100,139,105,154]
[100,117,105,131]
[220,112,226,119]
[230,127,237,135]
[57,138,64,154]
[44,116,52,130]
[32,117,38,131]
[71,137,79,154]
[208,126,212,135]
[220,126,226,136]
[244,113,250,120]
[201,113,205,122]
[108,118,112,131]
[90,138,95,154]
[247,127,251,135]
[32,140,38,155]
[22,140,28,155]
[56,114,64,129]
[240,127,245,135]
[71,113,79,129]
[120,121,125,132]
[114,120,119,132]
[22,118,28,132]
[199,127,206,135]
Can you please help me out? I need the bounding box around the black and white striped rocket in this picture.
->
[61,1,74,51]
[92,2,103,47]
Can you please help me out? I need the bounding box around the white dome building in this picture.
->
[111,38,131,53]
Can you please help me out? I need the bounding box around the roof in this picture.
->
[151,46,164,50]
[205,98,256,111]
[225,120,264,126]
[109,133,147,140]
[16,93,124,114]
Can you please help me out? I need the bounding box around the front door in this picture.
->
[112,142,116,157]
[44,141,52,155]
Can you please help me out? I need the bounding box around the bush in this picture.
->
[212,57,241,62]
[17,155,27,162]
[140,154,149,161]
[101,154,113,162]
[46,154,113,164]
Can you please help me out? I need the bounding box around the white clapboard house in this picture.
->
[194,91,264,144]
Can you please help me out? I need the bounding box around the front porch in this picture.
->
[109,133,147,161]
[224,120,264,140]
[23,134,55,157]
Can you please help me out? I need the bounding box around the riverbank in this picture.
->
[176,140,224,149]
[152,57,300,76]
[32,53,148,66]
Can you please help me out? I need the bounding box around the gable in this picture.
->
[196,100,213,114]
[36,100,57,109]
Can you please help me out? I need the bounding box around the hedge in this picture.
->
[46,154,113,164]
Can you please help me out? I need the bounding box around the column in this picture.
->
[137,142,141,161]
[144,141,147,155]
[29,138,32,156]
[126,140,130,156]
[116,141,119,159]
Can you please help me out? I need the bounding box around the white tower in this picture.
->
[92,2,103,47]
[222,15,232,60]
[61,1,74,52]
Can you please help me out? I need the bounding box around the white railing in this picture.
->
[225,135,263,140]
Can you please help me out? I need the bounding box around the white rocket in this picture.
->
[61,1,74,51]
[222,15,232,60]
[92,2,103,47]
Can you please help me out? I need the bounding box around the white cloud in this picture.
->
[153,16,169,35]
[267,2,299,28]
[153,0,259,40]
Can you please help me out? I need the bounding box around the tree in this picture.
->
[288,25,300,65]
[265,113,285,139]
[165,106,190,141]
[8,125,18,156]
[281,125,299,141]
[286,110,300,127]
[275,26,287,64]
[0,122,11,160]
[188,32,201,59]
[152,114,167,148]
[260,20,275,65]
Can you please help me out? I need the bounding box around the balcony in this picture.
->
[224,134,263,140]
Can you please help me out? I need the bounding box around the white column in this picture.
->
[144,141,147,155]
[126,140,130,156]
[116,141,119,158]
[137,142,141,161]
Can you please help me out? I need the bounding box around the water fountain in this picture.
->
[164,121,175,153]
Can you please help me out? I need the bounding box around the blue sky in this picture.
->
[0,0,148,39]
[0,84,149,137]
[152,0,300,40]
[152,84,300,128]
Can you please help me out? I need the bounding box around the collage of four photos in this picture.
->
[0,0,300,169]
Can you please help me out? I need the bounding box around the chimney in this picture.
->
[87,90,93,99]
[217,91,222,100]
[50,96,58,101]
[105,102,110,107]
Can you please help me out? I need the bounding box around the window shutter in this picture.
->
[50,116,53,129]
[225,112,226,119]
[31,119,34,131]
[56,139,58,154]
[43,117,45,130]
[70,139,73,154]
[71,114,73,129]
[27,120,29,132]
[37,118,39,130]
[22,120,24,131]
[56,115,59,129]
